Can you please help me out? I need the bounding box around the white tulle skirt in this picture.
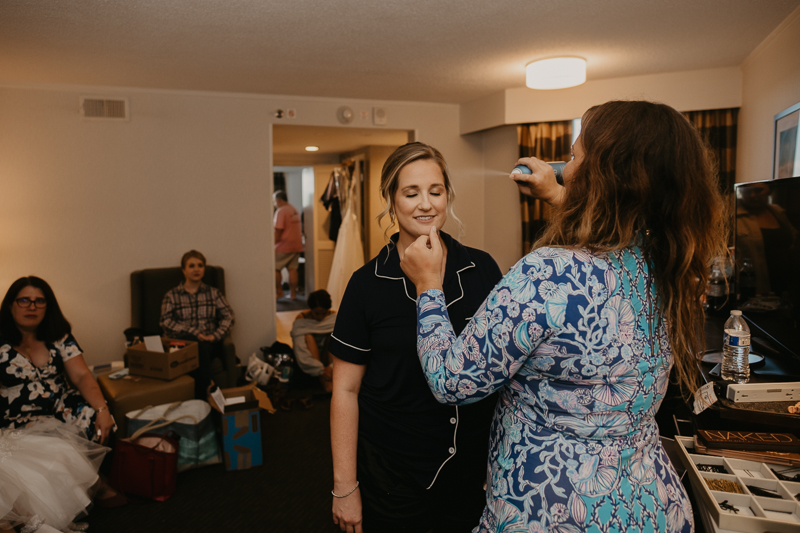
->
[0,419,109,531]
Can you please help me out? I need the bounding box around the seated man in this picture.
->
[160,250,235,398]
[290,290,336,392]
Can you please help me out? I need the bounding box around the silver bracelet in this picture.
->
[331,481,359,498]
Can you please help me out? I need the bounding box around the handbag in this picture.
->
[126,400,220,472]
[109,421,180,501]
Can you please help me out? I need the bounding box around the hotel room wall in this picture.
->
[480,125,522,273]
[0,85,484,366]
[0,87,275,366]
[5,3,799,366]
[738,4,800,183]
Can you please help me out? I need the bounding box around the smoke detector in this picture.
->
[337,106,354,124]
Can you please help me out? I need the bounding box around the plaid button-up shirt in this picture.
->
[159,283,235,341]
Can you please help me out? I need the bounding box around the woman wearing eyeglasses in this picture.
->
[0,276,115,443]
[0,277,127,532]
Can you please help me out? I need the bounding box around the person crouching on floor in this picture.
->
[291,290,336,393]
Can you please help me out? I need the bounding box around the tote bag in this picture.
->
[126,400,221,472]
[110,425,179,501]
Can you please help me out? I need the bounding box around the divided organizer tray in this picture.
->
[675,436,800,532]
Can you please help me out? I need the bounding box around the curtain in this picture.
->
[683,108,739,196]
[517,122,573,253]
[684,108,739,245]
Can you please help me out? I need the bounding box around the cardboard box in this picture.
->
[208,384,274,470]
[98,373,195,437]
[126,337,199,380]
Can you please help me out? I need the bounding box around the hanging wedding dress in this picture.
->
[326,164,365,308]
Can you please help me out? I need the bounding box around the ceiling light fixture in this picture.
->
[525,57,586,90]
[305,146,319,152]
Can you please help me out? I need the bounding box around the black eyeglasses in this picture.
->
[15,297,47,309]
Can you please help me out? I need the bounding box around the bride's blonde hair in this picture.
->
[378,142,462,241]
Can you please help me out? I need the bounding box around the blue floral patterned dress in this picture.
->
[416,246,693,533]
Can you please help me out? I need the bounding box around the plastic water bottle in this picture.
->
[721,310,751,383]
[706,261,727,315]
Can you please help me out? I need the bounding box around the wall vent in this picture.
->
[80,97,129,121]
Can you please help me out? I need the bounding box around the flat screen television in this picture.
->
[734,176,800,362]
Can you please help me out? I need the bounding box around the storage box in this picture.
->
[126,337,199,380]
[675,435,800,533]
[208,384,274,470]
[98,373,195,437]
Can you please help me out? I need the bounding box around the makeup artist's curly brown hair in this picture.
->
[536,100,728,398]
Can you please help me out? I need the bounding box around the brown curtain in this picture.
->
[683,108,739,245]
[518,122,573,253]
[682,108,739,196]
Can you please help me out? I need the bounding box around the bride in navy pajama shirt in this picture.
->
[329,143,502,533]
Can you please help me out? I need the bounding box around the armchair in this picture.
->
[130,266,240,388]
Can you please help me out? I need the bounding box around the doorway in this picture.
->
[272,124,412,314]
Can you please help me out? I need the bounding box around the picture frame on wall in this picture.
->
[774,101,800,180]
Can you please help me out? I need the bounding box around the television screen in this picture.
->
[734,176,800,362]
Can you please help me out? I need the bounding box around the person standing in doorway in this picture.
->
[273,190,304,300]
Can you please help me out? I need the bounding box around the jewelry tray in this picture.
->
[675,436,800,532]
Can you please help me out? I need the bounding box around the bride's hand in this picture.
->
[95,409,115,445]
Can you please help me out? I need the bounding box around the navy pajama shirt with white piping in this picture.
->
[330,231,502,530]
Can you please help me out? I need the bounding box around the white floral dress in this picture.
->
[415,246,694,533]
[0,334,98,440]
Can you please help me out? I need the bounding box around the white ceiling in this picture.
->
[2,0,799,105]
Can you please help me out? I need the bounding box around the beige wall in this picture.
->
[4,5,799,365]
[365,145,399,258]
[462,67,743,133]
[0,84,482,365]
[478,125,521,274]
[738,5,800,183]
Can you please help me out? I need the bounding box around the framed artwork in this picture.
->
[774,101,800,180]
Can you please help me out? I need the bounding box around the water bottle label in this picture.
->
[725,331,750,347]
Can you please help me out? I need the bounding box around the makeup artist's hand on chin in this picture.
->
[400,227,444,296]
[511,157,565,207]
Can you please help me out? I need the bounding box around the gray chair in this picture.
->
[130,266,240,388]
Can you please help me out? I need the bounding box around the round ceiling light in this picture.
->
[525,57,586,90]
[305,146,319,152]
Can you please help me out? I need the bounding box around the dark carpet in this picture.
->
[76,380,702,533]
[86,391,339,533]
